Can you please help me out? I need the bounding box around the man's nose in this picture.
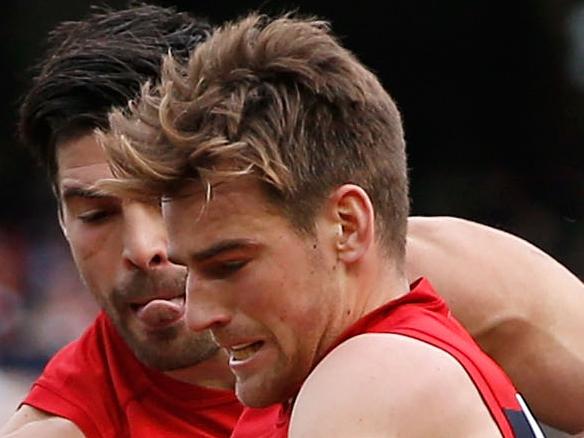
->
[122,202,169,271]
[185,273,233,332]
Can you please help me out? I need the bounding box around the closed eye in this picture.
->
[78,209,117,224]
[201,259,249,279]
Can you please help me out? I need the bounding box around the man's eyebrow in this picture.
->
[61,186,111,200]
[192,239,258,262]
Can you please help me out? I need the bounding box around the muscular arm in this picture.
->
[1,405,84,438]
[290,334,502,438]
[405,216,584,433]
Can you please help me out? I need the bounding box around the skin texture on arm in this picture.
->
[0,405,84,438]
[405,216,584,433]
[289,333,503,438]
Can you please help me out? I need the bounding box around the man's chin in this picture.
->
[133,346,219,372]
[121,324,220,371]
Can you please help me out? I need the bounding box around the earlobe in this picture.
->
[331,184,375,264]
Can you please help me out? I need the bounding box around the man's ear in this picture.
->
[53,182,69,240]
[328,184,375,264]
[57,205,69,240]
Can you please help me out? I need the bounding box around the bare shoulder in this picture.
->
[406,215,584,349]
[405,216,584,433]
[406,216,582,297]
[1,405,84,438]
[406,215,581,288]
[289,333,501,438]
[407,214,567,260]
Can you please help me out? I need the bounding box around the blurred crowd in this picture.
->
[0,222,98,421]
[0,225,97,371]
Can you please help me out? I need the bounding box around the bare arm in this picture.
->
[290,333,502,437]
[405,216,584,433]
[1,405,84,438]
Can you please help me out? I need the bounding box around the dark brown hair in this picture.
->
[18,2,212,191]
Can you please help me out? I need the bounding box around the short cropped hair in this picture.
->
[18,3,212,189]
[106,13,410,260]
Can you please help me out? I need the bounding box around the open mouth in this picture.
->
[229,341,265,362]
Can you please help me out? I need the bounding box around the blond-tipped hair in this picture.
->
[103,12,409,259]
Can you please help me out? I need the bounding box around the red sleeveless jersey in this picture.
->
[232,278,543,437]
[23,312,242,437]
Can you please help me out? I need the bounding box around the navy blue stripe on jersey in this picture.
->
[504,409,540,437]
[504,394,546,437]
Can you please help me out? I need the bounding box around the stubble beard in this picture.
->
[98,271,220,371]
[115,317,220,371]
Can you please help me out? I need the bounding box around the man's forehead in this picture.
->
[56,132,106,164]
[162,178,265,218]
[56,133,114,187]
[163,179,287,245]
[169,176,267,202]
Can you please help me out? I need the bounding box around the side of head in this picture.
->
[105,13,410,405]
[19,4,220,372]
[19,3,213,194]
[108,12,409,265]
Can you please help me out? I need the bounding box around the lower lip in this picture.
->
[133,296,186,330]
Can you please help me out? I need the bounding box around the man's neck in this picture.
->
[164,348,235,391]
[354,251,410,319]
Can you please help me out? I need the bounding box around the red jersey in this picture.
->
[232,278,543,438]
[23,311,242,437]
